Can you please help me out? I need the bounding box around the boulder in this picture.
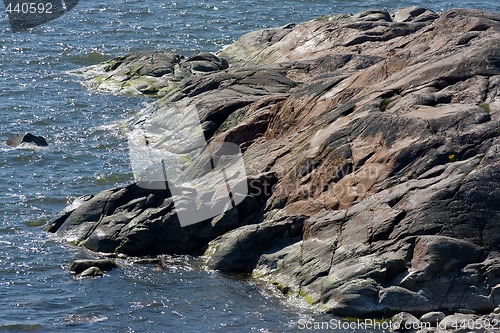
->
[77,266,104,278]
[68,259,118,274]
[181,52,229,72]
[6,133,48,147]
[391,312,421,332]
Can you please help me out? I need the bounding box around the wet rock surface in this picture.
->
[49,7,500,321]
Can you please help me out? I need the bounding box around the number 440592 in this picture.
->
[5,2,53,14]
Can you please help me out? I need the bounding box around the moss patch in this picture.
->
[380,98,391,111]
[479,103,490,113]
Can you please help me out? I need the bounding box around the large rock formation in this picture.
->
[48,7,500,319]
[72,51,229,97]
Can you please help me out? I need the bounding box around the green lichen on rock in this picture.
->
[479,103,490,113]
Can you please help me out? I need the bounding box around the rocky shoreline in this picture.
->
[48,7,499,332]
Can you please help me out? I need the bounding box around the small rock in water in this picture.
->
[6,133,48,147]
[69,259,118,274]
[420,311,445,325]
[78,266,104,278]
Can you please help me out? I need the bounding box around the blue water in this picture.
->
[1,1,498,331]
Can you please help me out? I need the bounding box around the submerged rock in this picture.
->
[77,266,104,278]
[49,7,500,318]
[6,133,48,147]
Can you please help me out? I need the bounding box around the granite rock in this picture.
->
[49,7,500,318]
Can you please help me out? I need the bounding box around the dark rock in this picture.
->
[68,259,118,274]
[44,210,73,233]
[401,236,484,288]
[206,216,305,273]
[44,195,94,233]
[77,266,104,278]
[183,52,229,72]
[52,183,214,255]
[6,133,48,147]
[49,174,279,256]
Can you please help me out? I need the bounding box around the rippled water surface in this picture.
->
[1,0,498,331]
